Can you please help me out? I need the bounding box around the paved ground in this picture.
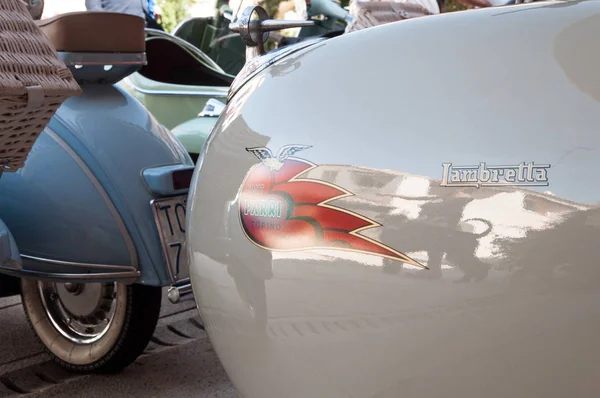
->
[0,291,240,397]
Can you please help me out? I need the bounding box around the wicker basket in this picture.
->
[345,0,432,33]
[0,0,81,172]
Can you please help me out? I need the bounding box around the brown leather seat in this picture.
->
[36,11,146,53]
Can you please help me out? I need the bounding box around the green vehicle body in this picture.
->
[116,27,233,135]
[120,72,229,131]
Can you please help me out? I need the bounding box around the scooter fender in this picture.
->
[0,84,193,286]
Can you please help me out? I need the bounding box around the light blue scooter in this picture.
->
[0,10,194,373]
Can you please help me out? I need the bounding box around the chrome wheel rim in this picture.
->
[38,281,119,344]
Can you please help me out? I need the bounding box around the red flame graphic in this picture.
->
[239,158,426,268]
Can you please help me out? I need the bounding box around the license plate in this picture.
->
[151,196,188,282]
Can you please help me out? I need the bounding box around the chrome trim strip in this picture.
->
[2,259,22,271]
[46,128,139,270]
[122,78,229,98]
[145,28,231,75]
[58,52,147,66]
[21,255,136,272]
[209,32,240,47]
[171,18,191,34]
[173,277,191,286]
[0,265,140,281]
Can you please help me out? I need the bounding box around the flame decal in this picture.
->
[239,154,427,269]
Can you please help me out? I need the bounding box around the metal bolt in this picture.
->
[64,283,78,293]
[167,287,180,304]
[64,283,83,295]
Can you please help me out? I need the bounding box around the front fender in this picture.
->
[0,84,191,286]
[187,2,600,397]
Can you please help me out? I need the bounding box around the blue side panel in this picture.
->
[45,84,193,286]
[0,132,131,269]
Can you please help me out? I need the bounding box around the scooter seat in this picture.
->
[36,11,145,53]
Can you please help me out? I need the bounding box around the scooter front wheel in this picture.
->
[20,279,162,373]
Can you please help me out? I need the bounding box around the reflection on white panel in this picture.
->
[395,175,431,197]
[461,192,569,259]
[272,250,384,267]
[389,198,430,219]
[389,176,432,219]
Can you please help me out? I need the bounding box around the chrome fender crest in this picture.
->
[239,145,426,268]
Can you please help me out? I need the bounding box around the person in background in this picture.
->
[85,0,147,18]
[85,0,164,30]
[146,0,165,30]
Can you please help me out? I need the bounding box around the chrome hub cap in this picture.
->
[38,281,118,344]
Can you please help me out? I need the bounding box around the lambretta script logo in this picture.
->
[440,162,550,188]
[239,145,426,268]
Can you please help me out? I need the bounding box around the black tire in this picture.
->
[0,274,21,298]
[21,280,162,374]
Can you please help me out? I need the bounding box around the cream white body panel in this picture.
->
[187,2,600,397]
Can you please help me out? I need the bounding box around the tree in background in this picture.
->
[262,0,283,17]
[442,0,469,12]
[157,0,194,32]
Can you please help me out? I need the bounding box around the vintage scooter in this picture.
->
[0,10,194,373]
[187,1,594,398]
